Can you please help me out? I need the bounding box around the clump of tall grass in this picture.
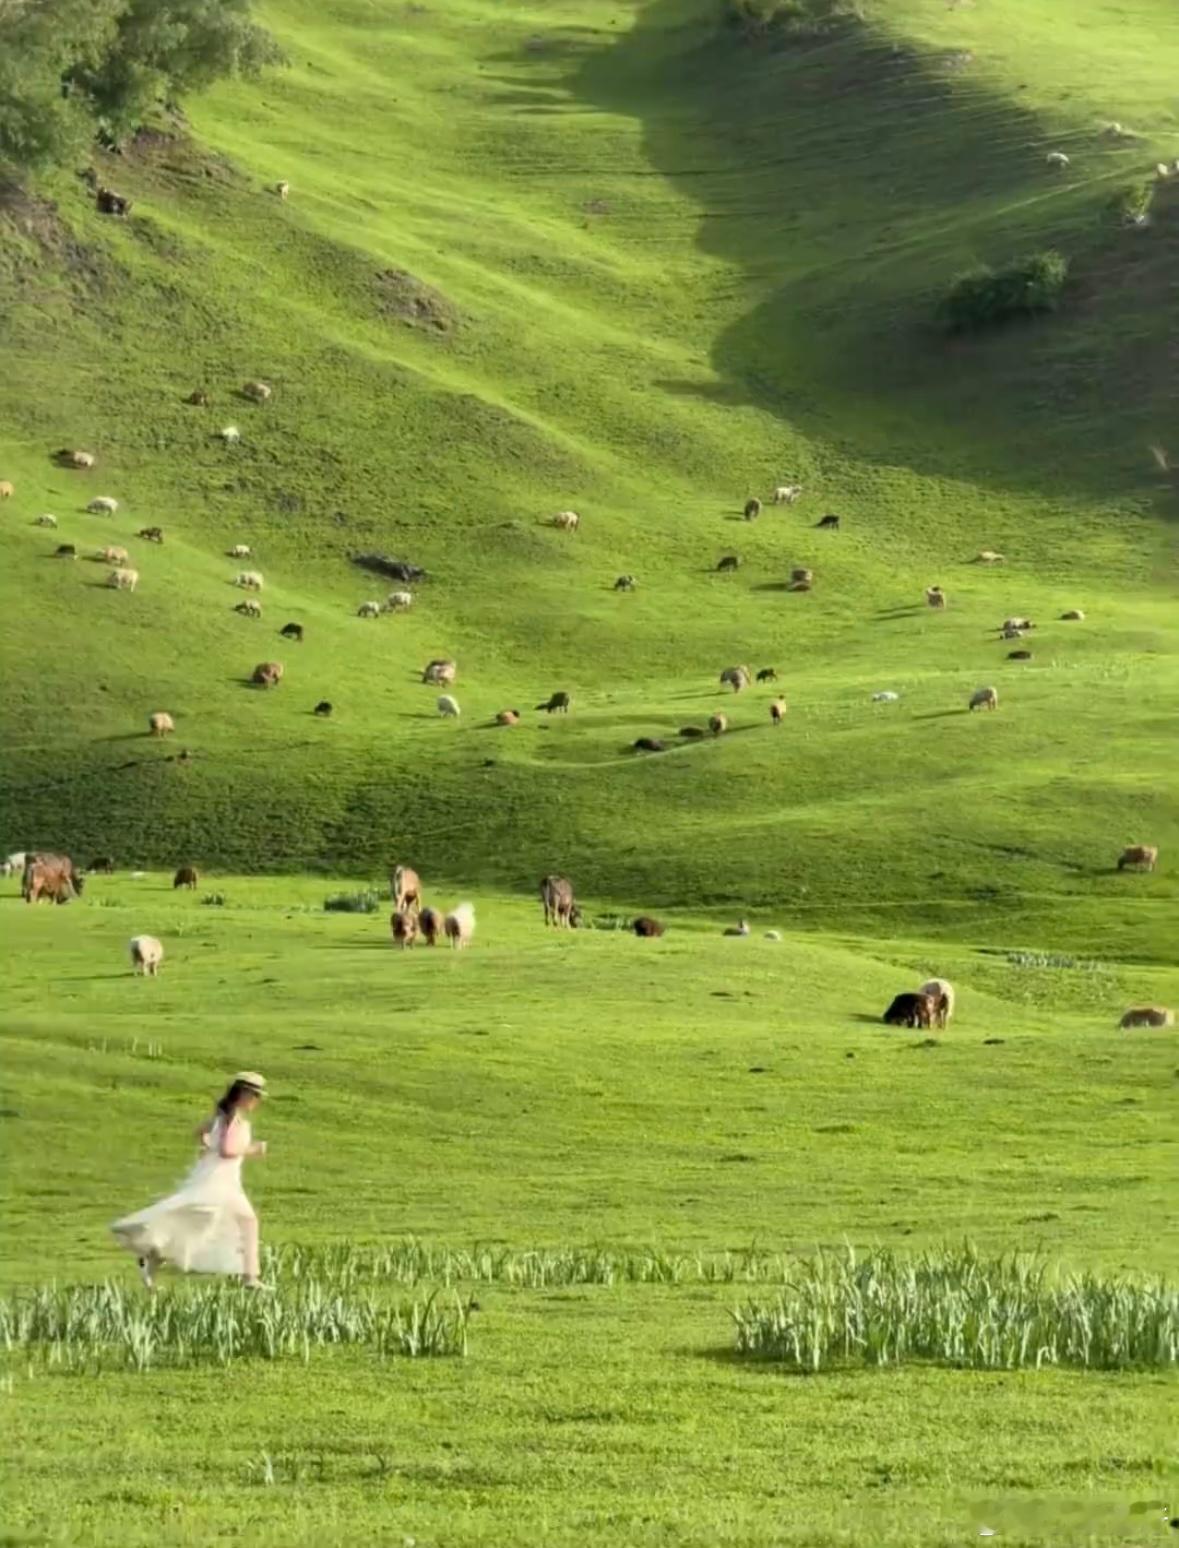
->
[731,1245,1178,1372]
[0,1278,468,1373]
[323,889,381,914]
[1005,950,1105,971]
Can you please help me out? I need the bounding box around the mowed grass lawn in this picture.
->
[1,876,1176,1544]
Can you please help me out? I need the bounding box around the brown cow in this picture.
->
[173,866,199,890]
[540,874,575,927]
[391,864,422,914]
[22,853,84,904]
[1117,845,1158,872]
[633,916,666,937]
[391,909,418,948]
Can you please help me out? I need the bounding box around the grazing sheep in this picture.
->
[719,665,750,693]
[816,514,840,530]
[391,909,418,948]
[2,852,28,876]
[613,574,637,592]
[235,599,263,618]
[384,590,413,612]
[1001,623,1024,640]
[537,691,571,713]
[790,567,813,585]
[149,712,175,737]
[242,381,272,402]
[918,978,955,1027]
[679,726,706,739]
[708,712,727,736]
[763,929,782,941]
[275,181,290,200]
[218,426,241,444]
[252,661,284,688]
[423,659,457,686]
[418,906,443,946]
[392,863,422,917]
[1060,609,1085,621]
[35,513,57,528]
[716,554,741,572]
[632,916,665,937]
[974,550,1005,564]
[130,935,164,976]
[55,544,77,559]
[1046,151,1070,168]
[357,601,381,618]
[1119,1006,1173,1029]
[87,497,118,515]
[445,902,475,949]
[280,622,303,640]
[743,498,762,520]
[96,187,131,216]
[496,709,520,726]
[185,389,209,406]
[100,545,129,566]
[883,991,935,1029]
[314,701,333,717]
[0,480,13,499]
[1156,162,1170,179]
[925,586,946,609]
[770,698,786,725]
[756,668,778,683]
[633,736,666,752]
[172,866,198,890]
[772,485,802,505]
[872,691,899,703]
[137,526,164,543]
[228,544,252,559]
[437,694,461,718]
[1007,649,1032,660]
[88,856,114,874]
[969,686,998,712]
[1002,617,1034,633]
[724,920,750,936]
[236,571,264,591]
[552,510,580,532]
[60,450,96,469]
[540,875,576,927]
[108,568,139,591]
[1117,844,1158,872]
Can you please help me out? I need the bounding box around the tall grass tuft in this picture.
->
[731,1245,1179,1372]
[323,889,381,914]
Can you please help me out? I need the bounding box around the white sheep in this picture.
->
[228,543,252,559]
[234,598,263,618]
[235,570,264,591]
[218,426,241,444]
[919,978,955,1025]
[552,510,580,532]
[242,380,272,402]
[100,545,129,566]
[129,935,164,976]
[108,568,139,591]
[87,497,119,515]
[2,851,27,877]
[772,485,802,504]
[969,686,998,712]
[384,590,413,612]
[275,181,290,200]
[149,712,175,736]
[357,601,381,618]
[1046,151,1070,168]
[872,691,899,703]
[1157,163,1171,179]
[35,513,58,528]
[437,694,461,718]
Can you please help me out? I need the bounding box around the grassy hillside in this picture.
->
[1,0,1176,953]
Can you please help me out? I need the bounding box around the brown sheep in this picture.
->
[391,909,419,948]
[173,866,199,890]
[708,713,727,736]
[496,709,521,726]
[137,526,164,544]
[252,661,284,688]
[756,668,778,683]
[22,853,84,904]
[185,390,209,406]
[925,586,946,609]
[537,692,571,714]
[716,555,741,572]
[419,906,443,946]
[790,567,813,585]
[632,916,666,937]
[883,991,936,1029]
[1118,1006,1173,1029]
[743,497,762,520]
[816,514,840,530]
[1117,845,1158,872]
[633,736,666,753]
[540,874,576,927]
[422,659,457,686]
[391,864,422,914]
[770,699,786,725]
[969,686,998,712]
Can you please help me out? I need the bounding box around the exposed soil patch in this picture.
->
[0,180,109,296]
[375,268,458,334]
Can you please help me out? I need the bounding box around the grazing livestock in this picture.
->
[764,929,782,941]
[1117,844,1158,872]
[185,390,209,406]
[445,902,476,949]
[540,874,576,928]
[756,668,778,683]
[679,726,706,739]
[423,659,457,686]
[537,691,571,713]
[229,544,252,559]
[437,694,461,718]
[22,853,84,904]
[87,497,118,514]
[496,709,520,726]
[1002,617,1034,633]
[716,554,741,572]
[100,545,129,566]
[925,586,946,609]
[1060,609,1085,621]
[2,852,28,876]
[96,186,131,216]
[632,916,666,937]
[1007,649,1032,660]
[743,498,762,520]
[357,601,381,618]
[919,978,955,1027]
[392,865,422,915]
[35,513,57,528]
[173,866,198,890]
[708,713,727,736]
[613,575,637,592]
[419,906,443,946]
[149,712,175,737]
[974,550,1005,564]
[772,485,802,505]
[108,568,139,591]
[872,690,899,703]
[88,856,114,874]
[235,599,263,618]
[816,513,840,530]
[719,665,750,693]
[969,686,998,712]
[241,381,272,402]
[552,510,580,532]
[633,737,666,753]
[280,622,303,641]
[137,527,164,543]
[384,591,413,612]
[1119,1006,1174,1029]
[130,936,164,976]
[252,661,284,688]
[314,701,333,717]
[218,426,241,444]
[55,544,77,559]
[724,920,751,936]
[0,480,13,499]
[236,571,264,591]
[391,909,419,948]
[60,449,96,469]
[275,181,290,200]
[1045,151,1070,168]
[790,567,813,585]
[883,991,935,1029]
[770,698,786,725]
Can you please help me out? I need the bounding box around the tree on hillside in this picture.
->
[0,0,279,175]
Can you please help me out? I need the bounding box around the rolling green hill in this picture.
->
[1,0,1176,953]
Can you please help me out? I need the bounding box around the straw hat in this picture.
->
[234,1071,267,1095]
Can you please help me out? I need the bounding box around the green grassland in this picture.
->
[2,0,1178,1540]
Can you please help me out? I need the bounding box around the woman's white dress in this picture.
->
[111,1115,256,1275]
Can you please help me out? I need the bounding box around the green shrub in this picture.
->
[200,892,227,907]
[724,0,863,42]
[939,250,1069,333]
[323,889,381,914]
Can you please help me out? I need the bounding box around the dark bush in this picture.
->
[939,251,1069,334]
[324,890,381,914]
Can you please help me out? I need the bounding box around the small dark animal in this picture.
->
[88,856,114,874]
[55,544,77,559]
[419,906,443,946]
[632,916,666,937]
[679,726,707,739]
[743,498,762,520]
[391,909,418,948]
[173,866,199,890]
[756,668,778,683]
[716,555,740,572]
[280,622,304,642]
[816,514,840,529]
[537,692,571,714]
[185,390,209,406]
[1007,649,1032,660]
[633,737,666,753]
[96,187,131,217]
[137,526,164,543]
[613,574,636,591]
[314,700,333,717]
[882,991,935,1029]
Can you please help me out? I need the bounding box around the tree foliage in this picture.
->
[0,0,279,174]
[939,251,1069,334]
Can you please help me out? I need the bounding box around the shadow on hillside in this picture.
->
[553,0,1178,507]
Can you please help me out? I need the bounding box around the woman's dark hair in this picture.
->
[215,1079,258,1123]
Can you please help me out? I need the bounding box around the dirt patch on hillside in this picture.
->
[0,180,109,296]
[375,268,458,334]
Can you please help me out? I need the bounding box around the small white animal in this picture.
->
[108,568,139,591]
[228,543,252,559]
[437,694,461,718]
[130,935,164,977]
[87,497,119,515]
[357,601,381,618]
[552,510,580,532]
[1,851,27,877]
[763,929,782,942]
[772,485,802,504]
[1046,151,1070,168]
[218,426,241,444]
[384,590,413,612]
[872,691,899,703]
[35,513,58,528]
[235,570,263,591]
